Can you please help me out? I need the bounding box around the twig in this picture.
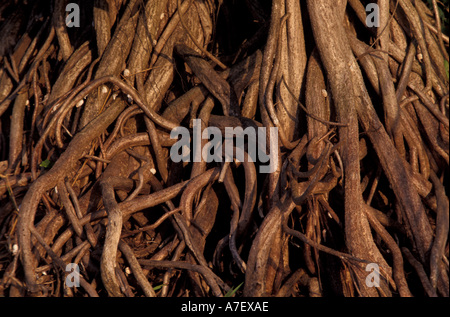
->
[138,259,225,297]
[402,247,437,297]
[119,240,156,297]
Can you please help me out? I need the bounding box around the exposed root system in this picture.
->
[0,0,448,297]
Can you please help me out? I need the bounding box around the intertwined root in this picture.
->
[0,0,448,297]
